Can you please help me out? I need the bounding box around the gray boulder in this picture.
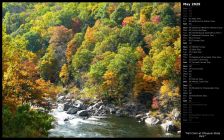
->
[145,117,160,126]
[92,101,103,109]
[77,110,89,116]
[57,96,65,102]
[63,102,72,111]
[135,113,145,119]
[74,100,83,105]
[109,107,116,114]
[161,120,176,132]
[67,107,79,114]
[65,93,73,99]
[171,109,180,120]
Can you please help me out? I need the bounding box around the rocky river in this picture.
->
[46,93,181,138]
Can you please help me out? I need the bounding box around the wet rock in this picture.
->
[145,117,160,126]
[86,105,94,111]
[63,102,73,111]
[115,109,122,117]
[64,118,69,121]
[57,104,64,112]
[77,110,89,117]
[74,100,83,105]
[74,103,85,110]
[135,113,145,119]
[73,100,86,110]
[109,107,116,114]
[92,101,103,109]
[67,107,79,114]
[161,120,176,132]
[115,108,129,117]
[93,105,109,116]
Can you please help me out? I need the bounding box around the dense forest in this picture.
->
[2,2,181,137]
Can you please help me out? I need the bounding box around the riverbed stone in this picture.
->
[145,117,160,126]
[109,107,116,114]
[135,113,145,119]
[57,96,65,102]
[63,102,72,111]
[77,110,89,116]
[67,107,79,114]
[74,100,83,105]
[171,108,180,120]
[161,120,175,132]
[92,101,103,109]
[65,93,73,99]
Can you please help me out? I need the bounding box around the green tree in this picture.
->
[119,25,142,47]
[23,31,45,53]
[110,5,128,25]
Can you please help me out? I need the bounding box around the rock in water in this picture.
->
[145,117,160,126]
[161,120,175,132]
[63,102,72,111]
[135,113,145,119]
[109,107,116,114]
[57,104,64,112]
[92,101,103,109]
[77,110,88,116]
[67,107,79,114]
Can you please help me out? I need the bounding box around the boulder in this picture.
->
[74,103,85,110]
[135,113,145,119]
[65,93,73,99]
[115,109,122,117]
[77,110,89,117]
[57,104,64,112]
[98,105,105,111]
[57,96,65,102]
[74,100,83,105]
[73,100,86,110]
[161,120,176,132]
[109,107,116,114]
[92,101,103,109]
[67,107,79,114]
[63,102,73,111]
[145,117,160,126]
[171,108,180,120]
[86,105,94,111]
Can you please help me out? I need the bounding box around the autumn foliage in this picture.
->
[3,3,181,132]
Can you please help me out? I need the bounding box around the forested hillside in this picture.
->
[2,2,181,137]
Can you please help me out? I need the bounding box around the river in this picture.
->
[48,104,175,138]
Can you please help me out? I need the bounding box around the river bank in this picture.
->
[47,92,181,137]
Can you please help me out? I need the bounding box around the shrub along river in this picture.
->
[48,104,175,138]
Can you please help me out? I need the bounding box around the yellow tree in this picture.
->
[59,64,69,86]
